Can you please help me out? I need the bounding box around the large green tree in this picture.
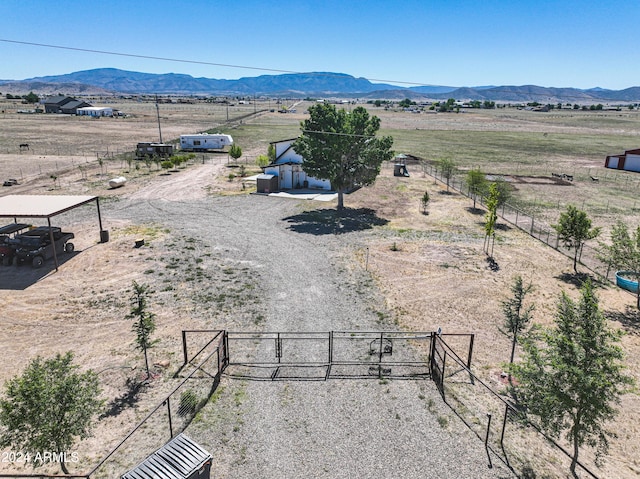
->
[553,205,601,273]
[598,221,640,308]
[511,280,634,477]
[0,352,103,474]
[293,103,394,210]
[23,91,39,104]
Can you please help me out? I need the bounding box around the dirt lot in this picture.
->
[0,105,638,478]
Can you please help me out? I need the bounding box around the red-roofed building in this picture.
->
[605,148,640,173]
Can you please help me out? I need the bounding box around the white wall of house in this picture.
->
[265,139,331,190]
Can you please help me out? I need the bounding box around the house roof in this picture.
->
[269,137,298,145]
[266,160,300,167]
[44,95,74,106]
[61,100,90,110]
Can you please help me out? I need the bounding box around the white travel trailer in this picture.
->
[179,134,233,151]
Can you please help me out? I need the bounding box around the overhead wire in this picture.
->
[0,39,619,101]
[0,38,435,88]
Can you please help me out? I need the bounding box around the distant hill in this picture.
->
[15,68,400,96]
[2,68,640,102]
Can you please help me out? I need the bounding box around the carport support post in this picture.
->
[95,197,106,242]
[48,217,60,271]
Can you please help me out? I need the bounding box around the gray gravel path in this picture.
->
[106,194,515,479]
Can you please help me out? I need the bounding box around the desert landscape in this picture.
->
[0,99,639,478]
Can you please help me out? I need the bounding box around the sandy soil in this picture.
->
[0,105,638,478]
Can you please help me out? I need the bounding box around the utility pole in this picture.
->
[155,94,163,143]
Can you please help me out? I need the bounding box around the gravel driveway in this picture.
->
[106,191,515,479]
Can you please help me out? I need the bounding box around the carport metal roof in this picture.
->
[0,194,98,218]
[0,195,105,270]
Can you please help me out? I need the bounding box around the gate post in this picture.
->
[467,334,475,369]
[328,331,333,365]
[224,330,229,367]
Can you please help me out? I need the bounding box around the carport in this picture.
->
[0,195,107,271]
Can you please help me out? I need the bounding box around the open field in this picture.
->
[0,103,639,478]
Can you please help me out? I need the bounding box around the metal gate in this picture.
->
[430,333,446,394]
[223,331,435,380]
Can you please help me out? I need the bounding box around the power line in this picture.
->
[0,38,435,87]
[3,39,617,99]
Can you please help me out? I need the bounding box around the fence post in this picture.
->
[485,413,493,469]
[500,403,509,447]
[166,398,173,438]
[182,331,188,366]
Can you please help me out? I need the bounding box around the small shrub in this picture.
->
[437,415,449,428]
[421,191,430,214]
[178,389,198,417]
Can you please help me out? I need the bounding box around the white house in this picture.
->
[263,138,331,191]
[76,106,113,117]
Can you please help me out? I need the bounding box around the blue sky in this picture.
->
[1,0,638,90]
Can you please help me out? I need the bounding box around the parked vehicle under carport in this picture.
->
[11,226,74,268]
[0,223,31,266]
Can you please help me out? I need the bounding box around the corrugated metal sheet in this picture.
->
[121,434,211,479]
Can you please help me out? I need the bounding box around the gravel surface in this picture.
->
[103,192,515,479]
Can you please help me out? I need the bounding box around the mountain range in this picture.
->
[1,68,639,103]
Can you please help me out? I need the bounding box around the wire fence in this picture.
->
[419,162,616,282]
[0,330,607,479]
[83,331,227,479]
[435,334,600,479]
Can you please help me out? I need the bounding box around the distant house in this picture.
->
[262,138,331,191]
[605,148,640,173]
[76,106,113,117]
[43,96,91,114]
